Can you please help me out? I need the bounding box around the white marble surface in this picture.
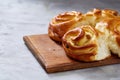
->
[0,0,120,80]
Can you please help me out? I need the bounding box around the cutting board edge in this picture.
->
[46,60,120,73]
[23,35,48,72]
[23,34,120,73]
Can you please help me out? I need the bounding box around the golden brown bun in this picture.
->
[48,9,119,42]
[48,11,82,42]
[84,8,119,26]
[98,18,120,57]
[48,9,120,62]
[62,25,111,62]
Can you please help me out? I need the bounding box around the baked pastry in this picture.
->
[62,25,111,62]
[48,9,119,42]
[84,8,119,26]
[48,9,120,62]
[48,11,82,42]
[96,18,120,57]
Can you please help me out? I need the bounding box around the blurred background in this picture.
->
[0,0,120,80]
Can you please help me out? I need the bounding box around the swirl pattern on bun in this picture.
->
[48,9,119,42]
[62,25,111,62]
[84,8,119,26]
[48,9,120,62]
[48,11,82,42]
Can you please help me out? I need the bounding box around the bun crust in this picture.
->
[48,9,120,62]
[84,9,119,26]
[62,25,111,62]
[48,9,119,42]
[48,11,82,42]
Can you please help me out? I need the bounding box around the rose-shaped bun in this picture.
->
[62,25,111,62]
[48,11,82,42]
[48,9,120,62]
[48,9,119,42]
[84,8,119,26]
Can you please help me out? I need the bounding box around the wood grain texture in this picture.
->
[23,34,120,73]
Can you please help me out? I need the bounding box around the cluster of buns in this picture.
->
[48,9,120,62]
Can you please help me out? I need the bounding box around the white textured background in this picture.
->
[0,0,120,80]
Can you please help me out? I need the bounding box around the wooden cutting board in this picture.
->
[23,34,120,73]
